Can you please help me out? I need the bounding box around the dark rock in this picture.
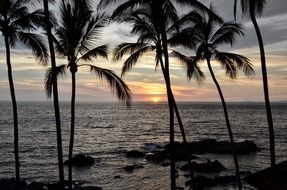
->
[243,160,287,190]
[146,152,166,162]
[28,182,45,190]
[185,175,236,189]
[64,154,95,167]
[123,164,144,172]
[240,170,252,176]
[0,178,27,190]
[185,175,216,189]
[114,175,121,179]
[161,162,170,167]
[165,139,258,155]
[180,160,225,173]
[126,150,145,158]
[215,175,236,184]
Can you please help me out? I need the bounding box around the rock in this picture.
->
[215,175,236,184]
[161,162,170,167]
[240,170,252,176]
[243,160,287,190]
[114,175,121,179]
[28,182,45,190]
[180,160,225,173]
[165,139,258,155]
[185,175,216,189]
[185,175,237,189]
[64,154,95,167]
[126,150,145,158]
[146,152,166,162]
[0,178,27,190]
[123,164,144,172]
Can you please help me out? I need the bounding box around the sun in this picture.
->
[152,97,160,103]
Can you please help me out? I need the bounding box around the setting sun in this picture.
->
[152,97,160,103]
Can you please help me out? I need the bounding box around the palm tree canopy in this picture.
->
[234,0,266,18]
[0,0,49,65]
[175,10,254,79]
[112,4,203,81]
[47,0,131,106]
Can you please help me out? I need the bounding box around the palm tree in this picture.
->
[45,0,132,189]
[233,0,275,167]
[0,0,48,185]
[98,0,218,154]
[112,5,204,189]
[41,0,65,183]
[172,10,255,190]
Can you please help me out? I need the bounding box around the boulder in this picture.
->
[165,139,258,155]
[123,164,144,172]
[215,175,236,184]
[180,160,226,173]
[146,152,166,162]
[185,175,236,189]
[64,154,95,167]
[185,175,216,189]
[126,150,145,158]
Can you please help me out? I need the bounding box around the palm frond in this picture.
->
[78,13,108,55]
[111,0,144,21]
[174,0,223,22]
[90,65,132,106]
[121,45,155,76]
[113,43,150,61]
[215,51,254,78]
[97,0,122,9]
[79,45,108,61]
[172,50,205,82]
[45,65,67,98]
[168,29,198,49]
[17,31,49,65]
[240,0,266,17]
[210,22,244,47]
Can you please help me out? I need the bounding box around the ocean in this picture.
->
[0,101,286,189]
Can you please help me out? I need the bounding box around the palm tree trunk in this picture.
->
[161,31,176,190]
[4,35,20,185]
[206,58,242,190]
[159,57,194,189]
[68,72,76,189]
[43,0,65,183]
[250,9,275,167]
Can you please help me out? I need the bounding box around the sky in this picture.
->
[0,0,286,103]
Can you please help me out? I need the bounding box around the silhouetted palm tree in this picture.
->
[173,10,255,190]
[234,0,275,167]
[45,1,132,189]
[41,0,65,183]
[98,0,217,154]
[0,0,48,185]
[112,5,205,189]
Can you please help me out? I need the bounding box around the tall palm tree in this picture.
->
[98,0,218,154]
[45,0,132,189]
[41,0,65,183]
[0,0,48,184]
[112,6,204,189]
[234,0,275,167]
[172,10,255,190]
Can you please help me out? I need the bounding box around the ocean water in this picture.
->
[0,101,286,190]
